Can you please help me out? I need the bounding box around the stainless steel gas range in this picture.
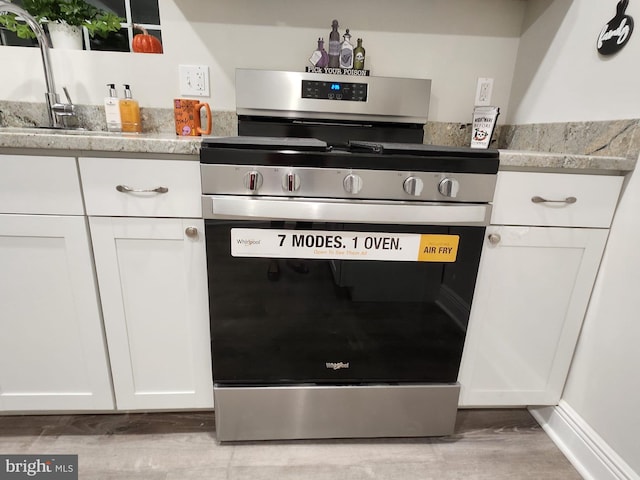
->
[200,70,499,442]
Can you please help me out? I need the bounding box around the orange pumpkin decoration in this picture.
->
[132,25,163,54]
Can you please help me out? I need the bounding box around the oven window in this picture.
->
[206,221,484,386]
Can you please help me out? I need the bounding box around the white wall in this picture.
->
[508,0,640,124]
[509,0,640,475]
[560,164,640,473]
[0,0,526,123]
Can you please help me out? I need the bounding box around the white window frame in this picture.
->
[82,0,162,52]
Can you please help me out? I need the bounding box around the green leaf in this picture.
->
[1,0,123,38]
[0,12,36,39]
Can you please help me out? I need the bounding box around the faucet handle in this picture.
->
[62,86,73,105]
[51,87,75,117]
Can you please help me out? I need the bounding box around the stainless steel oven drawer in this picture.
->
[214,383,460,441]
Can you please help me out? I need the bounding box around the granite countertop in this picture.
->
[0,128,201,156]
[497,149,636,173]
[0,127,635,173]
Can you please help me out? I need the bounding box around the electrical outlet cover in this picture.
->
[474,77,494,106]
[179,65,210,97]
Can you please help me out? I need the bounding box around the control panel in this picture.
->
[302,80,368,102]
[201,164,497,203]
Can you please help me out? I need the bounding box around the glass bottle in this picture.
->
[328,19,340,68]
[309,37,329,68]
[354,38,366,70]
[339,29,354,69]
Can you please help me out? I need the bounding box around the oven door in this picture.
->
[204,196,488,387]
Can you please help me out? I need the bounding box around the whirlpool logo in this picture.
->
[326,362,350,370]
[235,238,261,246]
[1,455,77,479]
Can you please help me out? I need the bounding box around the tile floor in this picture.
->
[0,409,582,479]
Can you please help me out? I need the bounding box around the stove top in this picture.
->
[200,136,499,175]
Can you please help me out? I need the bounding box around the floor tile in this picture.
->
[0,410,582,479]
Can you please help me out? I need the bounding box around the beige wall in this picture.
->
[508,0,640,123]
[0,0,526,123]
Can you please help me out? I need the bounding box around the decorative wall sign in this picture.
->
[305,66,370,76]
[598,0,634,55]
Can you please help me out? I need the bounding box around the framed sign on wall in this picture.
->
[598,0,634,55]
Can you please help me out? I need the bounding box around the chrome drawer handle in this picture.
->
[531,195,577,204]
[116,185,169,194]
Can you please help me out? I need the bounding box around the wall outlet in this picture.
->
[179,65,210,97]
[475,77,494,106]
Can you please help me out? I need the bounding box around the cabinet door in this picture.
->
[89,217,213,410]
[458,226,608,406]
[0,215,114,411]
[0,155,84,215]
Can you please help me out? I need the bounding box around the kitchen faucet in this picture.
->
[0,0,76,128]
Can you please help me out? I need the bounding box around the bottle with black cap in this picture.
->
[119,84,142,133]
[104,84,121,132]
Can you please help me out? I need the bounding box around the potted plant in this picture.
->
[0,0,123,49]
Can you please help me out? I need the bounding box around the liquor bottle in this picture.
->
[354,38,366,70]
[339,29,354,69]
[328,19,340,68]
[309,37,329,68]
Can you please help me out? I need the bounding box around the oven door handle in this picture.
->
[202,196,491,226]
[292,120,373,128]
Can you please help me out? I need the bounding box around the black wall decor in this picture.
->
[598,0,634,55]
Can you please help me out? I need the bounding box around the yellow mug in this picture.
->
[173,98,212,136]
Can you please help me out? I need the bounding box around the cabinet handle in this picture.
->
[185,226,198,238]
[488,233,501,245]
[531,195,577,204]
[116,184,169,194]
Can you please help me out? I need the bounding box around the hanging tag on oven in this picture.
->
[230,228,460,263]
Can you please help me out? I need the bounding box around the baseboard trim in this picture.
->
[529,401,639,480]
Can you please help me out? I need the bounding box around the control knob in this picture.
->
[243,171,263,191]
[438,177,460,198]
[403,176,424,196]
[343,174,363,194]
[282,172,301,192]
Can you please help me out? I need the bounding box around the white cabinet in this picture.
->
[0,154,84,215]
[80,157,201,218]
[491,171,623,228]
[459,171,623,407]
[0,154,113,411]
[80,157,213,411]
[458,226,608,406]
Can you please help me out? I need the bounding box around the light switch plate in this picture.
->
[179,65,210,97]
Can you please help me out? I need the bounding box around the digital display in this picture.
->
[302,80,368,102]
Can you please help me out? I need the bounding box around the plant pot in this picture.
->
[47,22,83,50]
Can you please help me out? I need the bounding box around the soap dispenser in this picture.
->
[119,84,142,133]
[104,84,121,132]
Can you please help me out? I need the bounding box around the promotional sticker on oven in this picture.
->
[231,228,460,262]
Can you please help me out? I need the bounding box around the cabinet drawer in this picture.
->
[491,171,623,228]
[79,157,201,218]
[0,155,83,215]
